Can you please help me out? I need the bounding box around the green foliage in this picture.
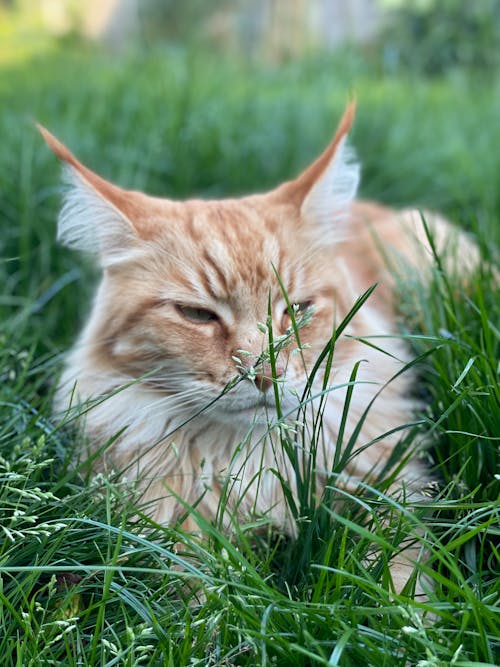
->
[0,46,499,665]
[380,0,500,75]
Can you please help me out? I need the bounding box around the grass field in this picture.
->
[0,45,499,666]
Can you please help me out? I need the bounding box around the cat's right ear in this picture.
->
[37,125,153,267]
[275,102,360,244]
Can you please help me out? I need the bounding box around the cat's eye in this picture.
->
[176,305,219,324]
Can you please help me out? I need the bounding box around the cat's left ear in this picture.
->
[279,101,360,236]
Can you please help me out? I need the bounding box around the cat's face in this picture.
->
[92,198,342,423]
[39,103,359,425]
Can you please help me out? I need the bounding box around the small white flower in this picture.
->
[101,638,119,655]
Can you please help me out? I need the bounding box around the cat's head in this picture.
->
[39,103,360,425]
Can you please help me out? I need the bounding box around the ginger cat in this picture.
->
[40,103,471,591]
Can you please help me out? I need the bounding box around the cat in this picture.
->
[39,102,473,592]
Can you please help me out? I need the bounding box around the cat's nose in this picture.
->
[253,362,285,394]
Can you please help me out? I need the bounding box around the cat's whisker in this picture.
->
[131,388,217,417]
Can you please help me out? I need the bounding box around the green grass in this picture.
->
[0,45,499,666]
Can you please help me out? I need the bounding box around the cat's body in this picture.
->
[40,104,471,572]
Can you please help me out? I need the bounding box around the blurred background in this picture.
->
[0,0,499,347]
[2,0,500,73]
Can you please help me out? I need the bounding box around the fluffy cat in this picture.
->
[40,103,472,590]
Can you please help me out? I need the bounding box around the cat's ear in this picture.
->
[37,124,154,266]
[279,101,360,238]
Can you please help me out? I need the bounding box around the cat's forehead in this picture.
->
[151,197,303,301]
[184,198,282,246]
[164,200,282,265]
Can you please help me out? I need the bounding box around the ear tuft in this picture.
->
[37,124,79,167]
[273,102,360,243]
[38,124,141,267]
[300,135,360,232]
[57,165,138,264]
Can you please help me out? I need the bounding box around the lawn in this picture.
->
[0,44,499,666]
